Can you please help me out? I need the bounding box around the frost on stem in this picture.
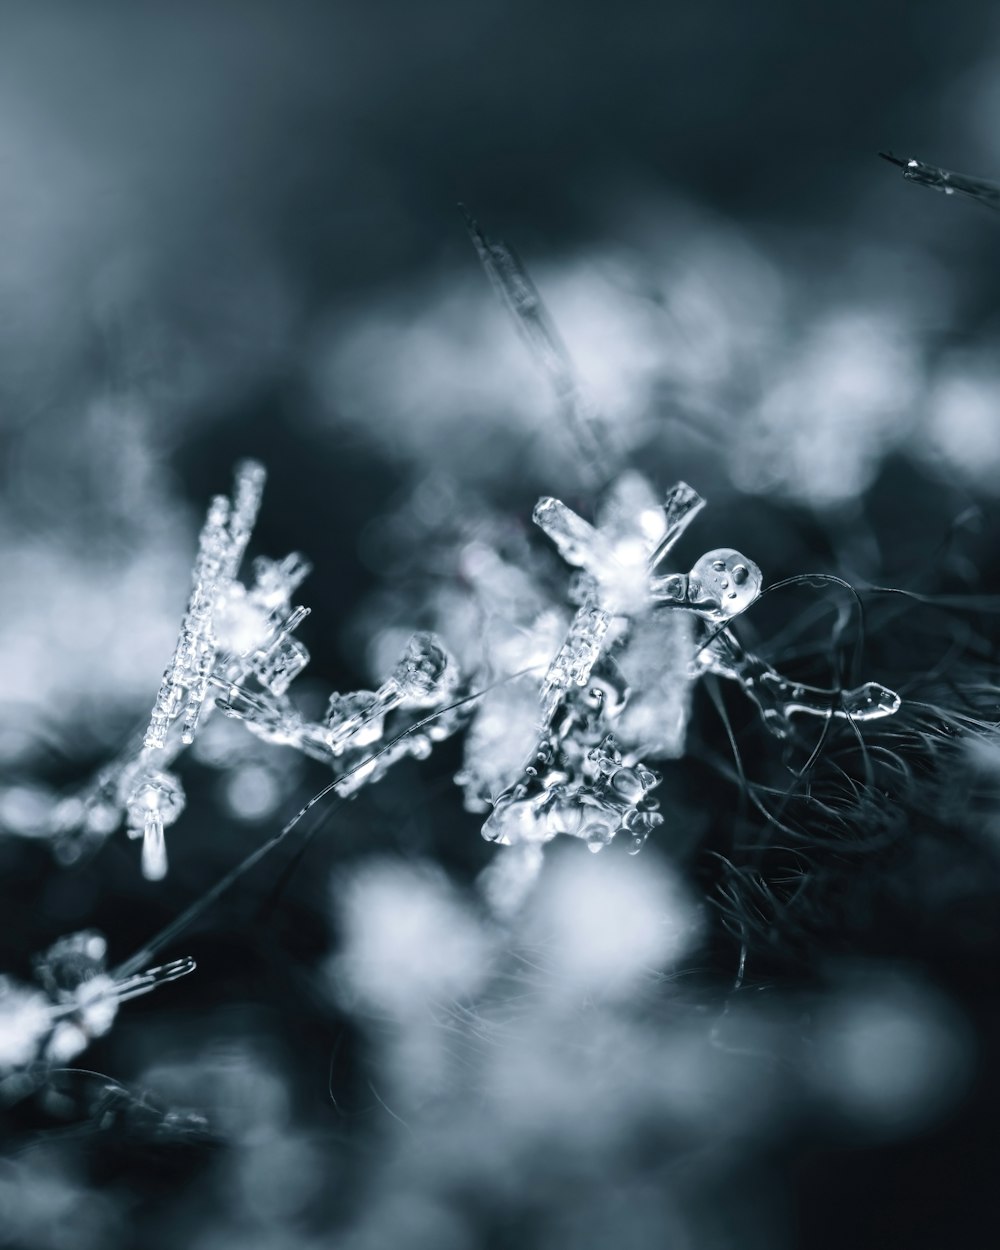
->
[880,151,1000,211]
[144,460,266,751]
[0,930,193,1074]
[461,205,614,484]
[37,460,321,878]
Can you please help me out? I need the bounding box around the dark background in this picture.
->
[3,3,1000,1248]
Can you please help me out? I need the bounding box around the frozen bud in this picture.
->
[687,549,762,621]
[390,632,459,705]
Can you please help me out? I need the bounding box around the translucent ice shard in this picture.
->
[248,552,312,609]
[391,631,460,704]
[533,495,613,572]
[881,151,1000,211]
[700,628,902,738]
[213,680,308,749]
[323,691,385,754]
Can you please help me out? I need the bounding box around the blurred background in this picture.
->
[3,2,1000,1246]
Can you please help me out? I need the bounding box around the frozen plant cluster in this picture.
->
[10,212,905,916]
[30,460,462,881]
[23,452,903,916]
[0,205,914,1100]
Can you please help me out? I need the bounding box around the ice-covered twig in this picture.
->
[880,151,1000,211]
[42,462,321,878]
[699,626,901,739]
[144,459,266,751]
[460,204,613,483]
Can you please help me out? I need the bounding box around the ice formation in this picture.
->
[36,461,461,879]
[15,220,902,902]
[479,476,764,879]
